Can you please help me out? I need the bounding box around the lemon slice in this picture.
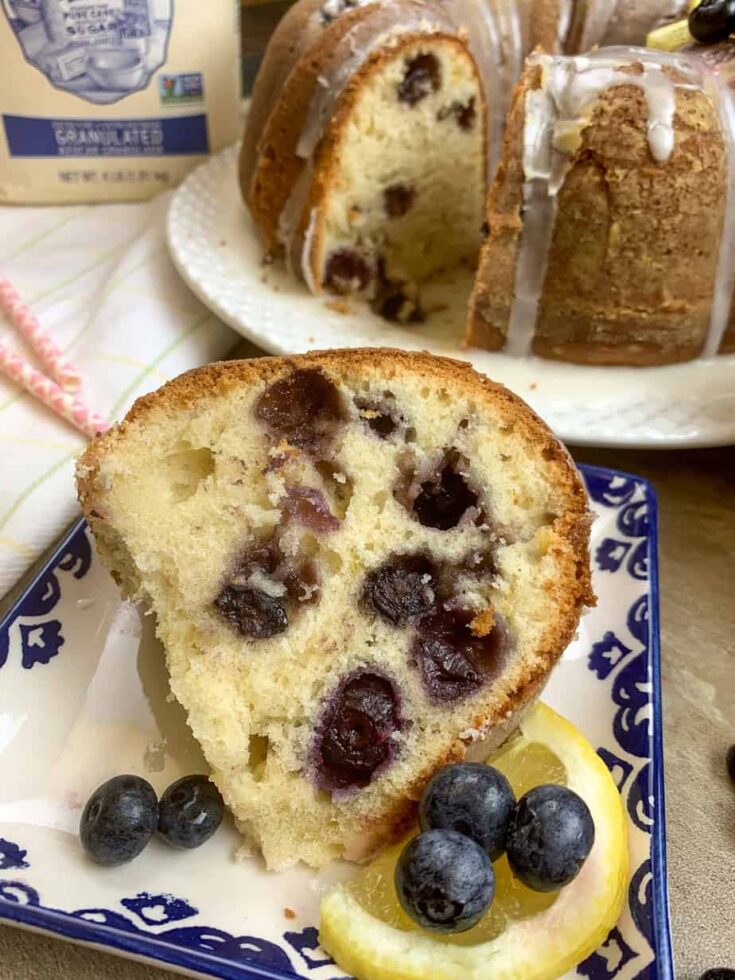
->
[319,703,628,980]
[646,17,694,50]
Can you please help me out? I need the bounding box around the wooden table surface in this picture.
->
[1,444,733,980]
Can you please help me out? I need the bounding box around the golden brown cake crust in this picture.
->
[528,0,567,53]
[78,349,594,861]
[467,59,735,365]
[239,0,327,199]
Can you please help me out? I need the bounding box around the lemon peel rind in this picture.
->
[319,703,629,980]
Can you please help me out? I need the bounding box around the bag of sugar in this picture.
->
[0,0,241,203]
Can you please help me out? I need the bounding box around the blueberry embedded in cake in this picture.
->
[76,349,593,870]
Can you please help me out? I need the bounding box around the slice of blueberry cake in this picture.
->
[76,350,594,870]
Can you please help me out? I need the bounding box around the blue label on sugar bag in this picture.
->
[2,114,210,157]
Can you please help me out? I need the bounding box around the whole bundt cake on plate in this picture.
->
[237,0,735,366]
[242,0,678,319]
[76,349,593,869]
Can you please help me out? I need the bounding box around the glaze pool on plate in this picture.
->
[166,143,735,450]
[0,466,670,979]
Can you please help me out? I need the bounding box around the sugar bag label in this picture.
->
[0,0,240,202]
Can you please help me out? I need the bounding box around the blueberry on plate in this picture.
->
[80,775,158,866]
[158,774,225,849]
[395,829,495,933]
[506,784,595,892]
[419,763,515,860]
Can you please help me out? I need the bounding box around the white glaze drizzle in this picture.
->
[278,2,452,265]
[300,207,320,292]
[440,0,526,179]
[701,70,735,358]
[556,0,574,47]
[504,179,559,357]
[492,0,523,86]
[296,7,449,160]
[576,0,617,52]
[278,163,313,269]
[505,47,691,357]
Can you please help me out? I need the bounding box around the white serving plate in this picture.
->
[0,465,670,979]
[167,144,735,450]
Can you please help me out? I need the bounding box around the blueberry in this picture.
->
[80,775,158,866]
[355,397,402,438]
[254,368,347,452]
[383,182,416,218]
[726,743,735,785]
[411,608,509,704]
[438,97,477,131]
[397,53,441,106]
[362,554,437,625]
[411,451,479,531]
[395,829,495,933]
[699,971,735,980]
[506,784,595,892]
[313,672,402,792]
[688,0,735,43]
[419,763,515,860]
[324,248,372,295]
[377,288,425,324]
[158,775,225,849]
[215,583,288,639]
[283,486,340,533]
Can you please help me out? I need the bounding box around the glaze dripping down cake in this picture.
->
[468,47,735,364]
[76,350,594,869]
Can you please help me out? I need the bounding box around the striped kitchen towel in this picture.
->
[0,194,238,598]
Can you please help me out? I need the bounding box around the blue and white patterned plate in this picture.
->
[0,465,670,980]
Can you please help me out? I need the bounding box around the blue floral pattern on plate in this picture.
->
[0,466,671,980]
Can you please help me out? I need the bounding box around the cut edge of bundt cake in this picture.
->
[77,349,594,870]
[240,1,487,319]
[298,30,487,319]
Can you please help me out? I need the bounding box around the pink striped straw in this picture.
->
[0,278,83,392]
[0,343,109,440]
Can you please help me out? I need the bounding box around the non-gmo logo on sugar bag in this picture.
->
[159,72,204,105]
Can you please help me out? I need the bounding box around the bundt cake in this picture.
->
[239,0,690,318]
[468,46,735,364]
[76,349,593,870]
